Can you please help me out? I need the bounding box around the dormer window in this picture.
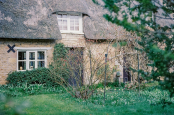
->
[57,13,83,34]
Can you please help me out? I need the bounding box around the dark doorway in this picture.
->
[68,48,83,86]
[123,56,131,82]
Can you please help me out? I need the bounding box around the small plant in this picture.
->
[0,84,65,97]
[151,99,173,108]
[106,81,119,88]
[124,82,147,90]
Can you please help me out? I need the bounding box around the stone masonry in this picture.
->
[0,38,56,84]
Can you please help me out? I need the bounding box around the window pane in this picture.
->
[70,26,74,30]
[63,20,67,25]
[38,51,45,60]
[29,52,35,60]
[62,14,67,18]
[58,14,62,18]
[38,61,45,68]
[58,19,62,30]
[75,20,79,25]
[70,15,78,19]
[75,26,79,31]
[59,25,62,30]
[74,15,79,19]
[18,52,26,60]
[18,61,26,70]
[58,19,62,24]
[70,20,74,25]
[62,26,67,30]
[29,61,35,69]
[70,16,75,19]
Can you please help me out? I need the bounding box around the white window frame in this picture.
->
[57,13,83,34]
[27,51,37,70]
[15,47,51,71]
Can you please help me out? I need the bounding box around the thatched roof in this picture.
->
[153,0,174,28]
[0,0,173,40]
[50,0,88,15]
[156,9,174,28]
[82,0,118,39]
[0,0,118,40]
[0,0,61,39]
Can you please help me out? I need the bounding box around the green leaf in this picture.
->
[112,43,118,47]
[119,41,127,46]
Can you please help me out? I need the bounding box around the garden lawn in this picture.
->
[1,92,174,115]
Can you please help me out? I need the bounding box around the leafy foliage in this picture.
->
[53,43,69,59]
[83,86,174,108]
[49,43,70,86]
[0,83,174,114]
[6,68,58,87]
[93,0,174,97]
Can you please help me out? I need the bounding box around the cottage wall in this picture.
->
[83,41,123,85]
[0,38,56,84]
[60,33,86,47]
[0,36,124,85]
[59,32,124,85]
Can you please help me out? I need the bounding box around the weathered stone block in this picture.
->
[8,58,16,63]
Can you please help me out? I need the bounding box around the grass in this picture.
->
[1,87,174,115]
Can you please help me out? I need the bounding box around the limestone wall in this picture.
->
[83,41,123,85]
[60,33,86,47]
[0,34,124,85]
[60,33,123,85]
[0,38,56,84]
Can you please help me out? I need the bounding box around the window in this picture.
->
[124,78,128,82]
[57,13,83,33]
[17,50,46,71]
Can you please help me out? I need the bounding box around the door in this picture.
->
[68,48,83,86]
[123,56,131,82]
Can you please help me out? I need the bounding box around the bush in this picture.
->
[106,81,120,87]
[49,43,70,87]
[6,68,59,87]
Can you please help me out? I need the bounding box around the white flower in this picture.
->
[111,101,116,105]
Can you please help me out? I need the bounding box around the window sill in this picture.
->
[17,70,26,72]
[60,31,84,35]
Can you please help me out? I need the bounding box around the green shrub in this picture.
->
[95,83,104,89]
[6,68,59,87]
[106,81,120,87]
[49,43,70,86]
[120,82,125,87]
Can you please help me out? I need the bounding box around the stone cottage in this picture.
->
[2,0,172,85]
[0,0,125,85]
